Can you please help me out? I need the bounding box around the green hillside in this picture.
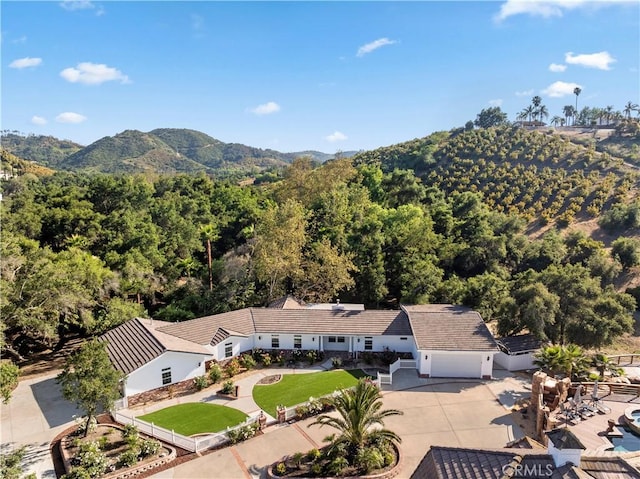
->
[0,128,354,177]
[0,131,83,167]
[353,126,640,227]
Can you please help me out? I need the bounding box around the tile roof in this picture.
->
[411,447,640,479]
[410,446,555,479]
[99,317,210,374]
[403,304,498,352]
[497,334,546,354]
[250,309,411,336]
[156,308,255,345]
[547,428,587,450]
[579,456,640,479]
[156,308,411,345]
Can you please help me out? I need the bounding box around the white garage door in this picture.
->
[431,353,482,378]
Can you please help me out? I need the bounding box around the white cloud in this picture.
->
[9,57,42,69]
[11,35,27,44]
[565,51,616,70]
[325,131,348,143]
[357,38,397,57]
[549,63,567,72]
[60,0,95,11]
[31,116,47,125]
[250,101,281,115]
[488,99,503,107]
[494,0,632,22]
[542,81,582,97]
[515,89,534,97]
[56,112,87,123]
[60,62,130,85]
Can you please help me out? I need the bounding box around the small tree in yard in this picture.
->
[57,339,124,437]
[0,360,20,403]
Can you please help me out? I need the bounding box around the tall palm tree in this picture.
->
[573,87,582,112]
[199,223,218,291]
[532,95,542,109]
[523,105,535,123]
[310,379,402,453]
[605,105,614,125]
[624,101,639,119]
[537,105,549,124]
[563,105,575,126]
[550,116,563,127]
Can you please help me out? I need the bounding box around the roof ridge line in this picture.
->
[135,317,168,353]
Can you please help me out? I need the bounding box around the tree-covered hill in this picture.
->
[353,126,639,228]
[0,131,83,166]
[0,129,356,178]
[0,149,55,178]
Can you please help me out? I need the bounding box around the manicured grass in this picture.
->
[253,369,371,417]
[137,403,247,436]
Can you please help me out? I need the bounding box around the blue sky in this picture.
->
[2,1,639,153]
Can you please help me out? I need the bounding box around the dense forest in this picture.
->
[1,122,639,367]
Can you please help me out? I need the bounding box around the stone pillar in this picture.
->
[531,371,547,414]
[277,406,286,424]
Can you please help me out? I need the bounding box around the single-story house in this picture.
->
[494,334,546,372]
[100,298,498,402]
[411,428,640,479]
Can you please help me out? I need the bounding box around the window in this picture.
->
[225,342,233,358]
[161,367,172,385]
[294,335,302,349]
[328,336,336,343]
[271,335,280,348]
[400,337,408,341]
[364,337,373,351]
[337,336,346,343]
[328,336,345,343]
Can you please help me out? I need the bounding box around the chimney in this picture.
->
[545,428,585,468]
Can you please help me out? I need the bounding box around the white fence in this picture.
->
[113,397,128,411]
[376,358,417,386]
[112,411,262,453]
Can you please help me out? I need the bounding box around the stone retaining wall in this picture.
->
[127,378,196,407]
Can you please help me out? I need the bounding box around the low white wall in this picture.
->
[494,351,536,371]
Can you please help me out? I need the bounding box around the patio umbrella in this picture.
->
[592,380,599,400]
[574,386,582,405]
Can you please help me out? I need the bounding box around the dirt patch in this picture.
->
[18,337,84,379]
[257,374,282,385]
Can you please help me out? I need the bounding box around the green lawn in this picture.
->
[137,403,248,436]
[253,369,370,417]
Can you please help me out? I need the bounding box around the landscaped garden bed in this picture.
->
[267,379,403,478]
[137,403,248,435]
[59,422,175,479]
[267,443,402,479]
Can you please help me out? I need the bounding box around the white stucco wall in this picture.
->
[350,335,415,355]
[123,351,210,397]
[252,333,319,351]
[212,336,254,360]
[494,351,536,371]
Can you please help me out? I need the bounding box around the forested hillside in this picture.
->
[0,129,357,179]
[1,147,638,364]
[353,126,639,227]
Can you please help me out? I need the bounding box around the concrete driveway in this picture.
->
[153,373,526,479]
[0,371,81,479]
[1,369,527,479]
